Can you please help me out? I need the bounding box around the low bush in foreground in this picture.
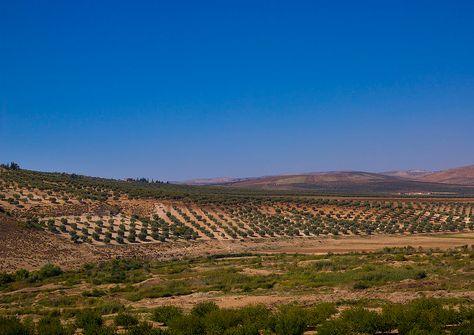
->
[1,298,474,335]
[114,312,139,328]
[152,305,183,325]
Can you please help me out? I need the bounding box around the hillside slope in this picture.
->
[2,167,474,272]
[416,165,474,185]
[223,171,474,194]
[381,170,432,179]
[0,213,101,271]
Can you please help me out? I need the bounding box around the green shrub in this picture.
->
[38,264,63,279]
[127,279,192,301]
[317,318,350,335]
[0,272,14,285]
[167,304,272,335]
[75,309,103,330]
[37,315,71,335]
[191,301,219,317]
[0,316,32,335]
[82,288,106,297]
[152,305,183,325]
[306,302,337,325]
[318,298,458,335]
[84,325,116,335]
[386,299,452,335]
[15,269,30,280]
[95,301,125,315]
[415,271,427,279]
[202,268,275,292]
[167,314,204,335]
[202,309,241,334]
[338,307,383,334]
[126,322,164,335]
[26,272,41,283]
[273,305,308,335]
[222,324,259,335]
[234,305,272,330]
[353,282,370,290]
[114,313,139,327]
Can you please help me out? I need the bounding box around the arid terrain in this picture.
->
[3,0,474,332]
[1,166,474,334]
[190,165,474,193]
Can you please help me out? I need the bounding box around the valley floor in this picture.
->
[1,243,474,334]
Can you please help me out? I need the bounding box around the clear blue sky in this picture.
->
[1,1,473,181]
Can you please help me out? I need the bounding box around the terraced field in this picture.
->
[1,168,474,247]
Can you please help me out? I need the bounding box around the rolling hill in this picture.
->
[416,165,474,185]
[184,165,474,194]
[381,170,433,179]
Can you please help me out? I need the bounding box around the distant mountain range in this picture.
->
[411,165,474,185]
[182,177,251,186]
[381,170,433,179]
[182,164,474,194]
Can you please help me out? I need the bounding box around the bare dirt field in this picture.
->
[258,233,474,254]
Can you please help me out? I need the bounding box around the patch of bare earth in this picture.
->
[0,214,103,272]
[258,234,474,254]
